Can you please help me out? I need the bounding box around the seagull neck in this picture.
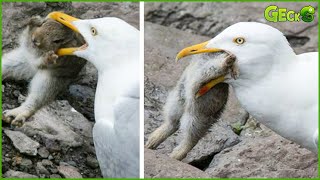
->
[93,53,139,73]
[267,47,297,82]
[93,55,139,126]
[273,45,297,65]
[231,46,297,89]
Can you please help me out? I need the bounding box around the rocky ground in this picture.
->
[144,2,318,178]
[2,2,139,178]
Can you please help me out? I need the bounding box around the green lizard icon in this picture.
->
[300,6,315,22]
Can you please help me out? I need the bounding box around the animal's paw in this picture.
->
[230,63,240,80]
[27,16,44,27]
[2,107,32,127]
[170,148,187,161]
[223,53,239,79]
[145,137,159,149]
[224,53,237,67]
[44,51,59,65]
[145,129,166,149]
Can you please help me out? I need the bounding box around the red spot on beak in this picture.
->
[197,86,209,97]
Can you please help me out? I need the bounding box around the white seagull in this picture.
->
[176,22,318,153]
[48,12,140,177]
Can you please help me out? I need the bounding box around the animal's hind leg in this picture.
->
[146,88,184,149]
[170,83,229,160]
[3,70,70,126]
[145,121,179,149]
[169,112,211,160]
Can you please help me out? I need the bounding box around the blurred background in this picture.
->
[144,2,318,178]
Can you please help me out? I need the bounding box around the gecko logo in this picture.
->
[264,5,315,23]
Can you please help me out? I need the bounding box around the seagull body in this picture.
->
[48,12,140,177]
[176,22,318,153]
[233,51,318,152]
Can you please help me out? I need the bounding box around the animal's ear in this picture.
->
[26,16,44,28]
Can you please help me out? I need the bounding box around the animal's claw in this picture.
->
[3,110,14,124]
[231,64,240,80]
[44,51,59,65]
[2,107,32,127]
[11,116,26,127]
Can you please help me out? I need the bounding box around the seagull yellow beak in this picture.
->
[47,12,80,33]
[175,41,222,61]
[195,76,225,98]
[47,12,82,56]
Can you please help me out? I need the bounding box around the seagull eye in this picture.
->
[234,37,245,45]
[91,27,98,36]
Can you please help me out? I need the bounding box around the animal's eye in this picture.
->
[53,39,64,44]
[233,37,245,45]
[91,27,98,36]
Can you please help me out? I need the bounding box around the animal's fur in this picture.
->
[146,52,238,160]
[2,16,86,126]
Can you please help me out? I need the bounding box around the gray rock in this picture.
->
[43,139,61,153]
[13,90,20,97]
[145,2,318,54]
[67,84,95,122]
[50,174,62,178]
[145,148,210,178]
[239,116,272,138]
[20,158,33,169]
[4,130,40,156]
[39,174,46,178]
[206,134,318,178]
[86,156,99,168]
[41,159,54,167]
[144,22,206,89]
[48,155,54,160]
[11,156,23,166]
[17,94,26,104]
[3,170,38,178]
[4,157,11,162]
[66,161,77,167]
[58,164,83,178]
[38,147,50,158]
[184,122,240,164]
[71,2,139,29]
[49,168,59,174]
[20,100,93,148]
[36,162,50,175]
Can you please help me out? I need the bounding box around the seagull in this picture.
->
[48,12,140,177]
[176,22,318,153]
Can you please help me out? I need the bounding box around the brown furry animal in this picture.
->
[146,52,240,160]
[2,16,86,126]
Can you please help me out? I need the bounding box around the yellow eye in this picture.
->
[234,37,245,45]
[91,27,98,36]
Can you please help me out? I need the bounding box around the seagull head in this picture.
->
[176,22,295,96]
[47,12,139,71]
